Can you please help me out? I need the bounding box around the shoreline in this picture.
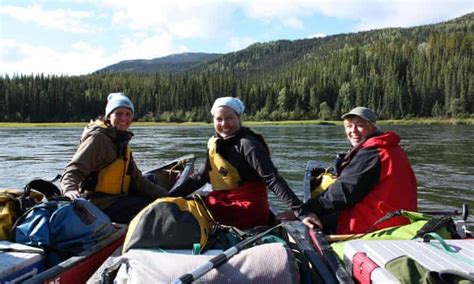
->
[0,118,472,128]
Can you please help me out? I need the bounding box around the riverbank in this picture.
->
[0,117,472,128]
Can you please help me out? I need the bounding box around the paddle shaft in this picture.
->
[173,223,284,284]
[421,203,469,220]
[325,233,364,242]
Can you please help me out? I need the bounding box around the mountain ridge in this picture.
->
[96,52,222,74]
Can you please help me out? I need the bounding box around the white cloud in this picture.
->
[238,0,473,32]
[349,0,474,31]
[102,0,235,39]
[239,0,309,19]
[227,36,257,51]
[115,32,189,61]
[0,33,191,75]
[0,5,95,33]
[0,39,107,75]
[283,17,303,29]
[238,0,310,28]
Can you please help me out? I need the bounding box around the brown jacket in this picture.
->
[60,120,167,209]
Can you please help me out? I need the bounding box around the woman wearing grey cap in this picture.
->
[302,107,418,234]
[169,97,309,229]
[60,93,168,223]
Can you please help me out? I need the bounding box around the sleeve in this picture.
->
[129,156,169,199]
[60,134,109,194]
[304,147,381,215]
[168,156,210,197]
[242,139,307,217]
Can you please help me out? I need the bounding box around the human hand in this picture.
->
[64,190,81,200]
[302,213,323,230]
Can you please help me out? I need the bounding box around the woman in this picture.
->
[170,97,308,229]
[60,92,168,223]
[302,107,418,234]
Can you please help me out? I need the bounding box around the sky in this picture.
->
[0,0,472,76]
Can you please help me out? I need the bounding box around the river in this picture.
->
[0,124,472,225]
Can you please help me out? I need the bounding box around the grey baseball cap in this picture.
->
[341,107,377,123]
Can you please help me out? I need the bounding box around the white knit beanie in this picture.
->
[105,93,134,118]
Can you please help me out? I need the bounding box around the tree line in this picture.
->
[0,20,472,122]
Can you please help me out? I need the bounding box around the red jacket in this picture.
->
[306,131,418,234]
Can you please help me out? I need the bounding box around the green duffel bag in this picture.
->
[331,210,459,261]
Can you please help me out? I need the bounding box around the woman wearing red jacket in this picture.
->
[302,107,418,234]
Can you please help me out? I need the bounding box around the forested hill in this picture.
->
[95,52,222,74]
[0,13,472,122]
[191,12,473,78]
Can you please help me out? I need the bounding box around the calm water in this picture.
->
[1,124,473,225]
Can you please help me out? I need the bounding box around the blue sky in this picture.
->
[0,0,472,76]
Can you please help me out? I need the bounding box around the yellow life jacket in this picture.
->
[207,137,242,190]
[95,145,132,195]
[312,170,337,197]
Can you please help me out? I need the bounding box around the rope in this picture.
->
[423,232,474,267]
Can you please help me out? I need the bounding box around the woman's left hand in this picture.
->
[302,213,323,230]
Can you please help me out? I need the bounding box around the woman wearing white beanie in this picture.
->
[170,97,309,229]
[60,92,168,223]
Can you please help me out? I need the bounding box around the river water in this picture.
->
[1,124,472,225]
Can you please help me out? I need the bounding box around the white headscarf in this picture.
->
[210,97,245,116]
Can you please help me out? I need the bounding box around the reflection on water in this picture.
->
[1,124,473,224]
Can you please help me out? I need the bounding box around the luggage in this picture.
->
[0,190,23,240]
[0,241,45,283]
[13,198,116,266]
[102,243,299,283]
[0,178,59,240]
[123,196,213,253]
[343,238,474,284]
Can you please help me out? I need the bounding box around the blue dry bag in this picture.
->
[13,198,115,255]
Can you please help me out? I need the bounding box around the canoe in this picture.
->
[303,160,473,284]
[18,154,196,284]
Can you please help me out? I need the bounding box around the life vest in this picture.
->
[95,145,132,195]
[336,132,417,234]
[312,170,337,197]
[205,130,271,229]
[207,136,242,190]
[205,182,269,229]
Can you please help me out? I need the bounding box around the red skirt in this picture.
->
[205,182,269,229]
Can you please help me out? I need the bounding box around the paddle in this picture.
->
[421,203,469,221]
[307,227,353,283]
[173,222,284,284]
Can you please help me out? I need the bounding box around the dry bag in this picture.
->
[123,196,213,253]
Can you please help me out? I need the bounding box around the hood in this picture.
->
[362,131,401,148]
[80,120,116,142]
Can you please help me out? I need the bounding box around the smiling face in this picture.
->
[108,107,133,132]
[213,106,241,138]
[344,116,377,147]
